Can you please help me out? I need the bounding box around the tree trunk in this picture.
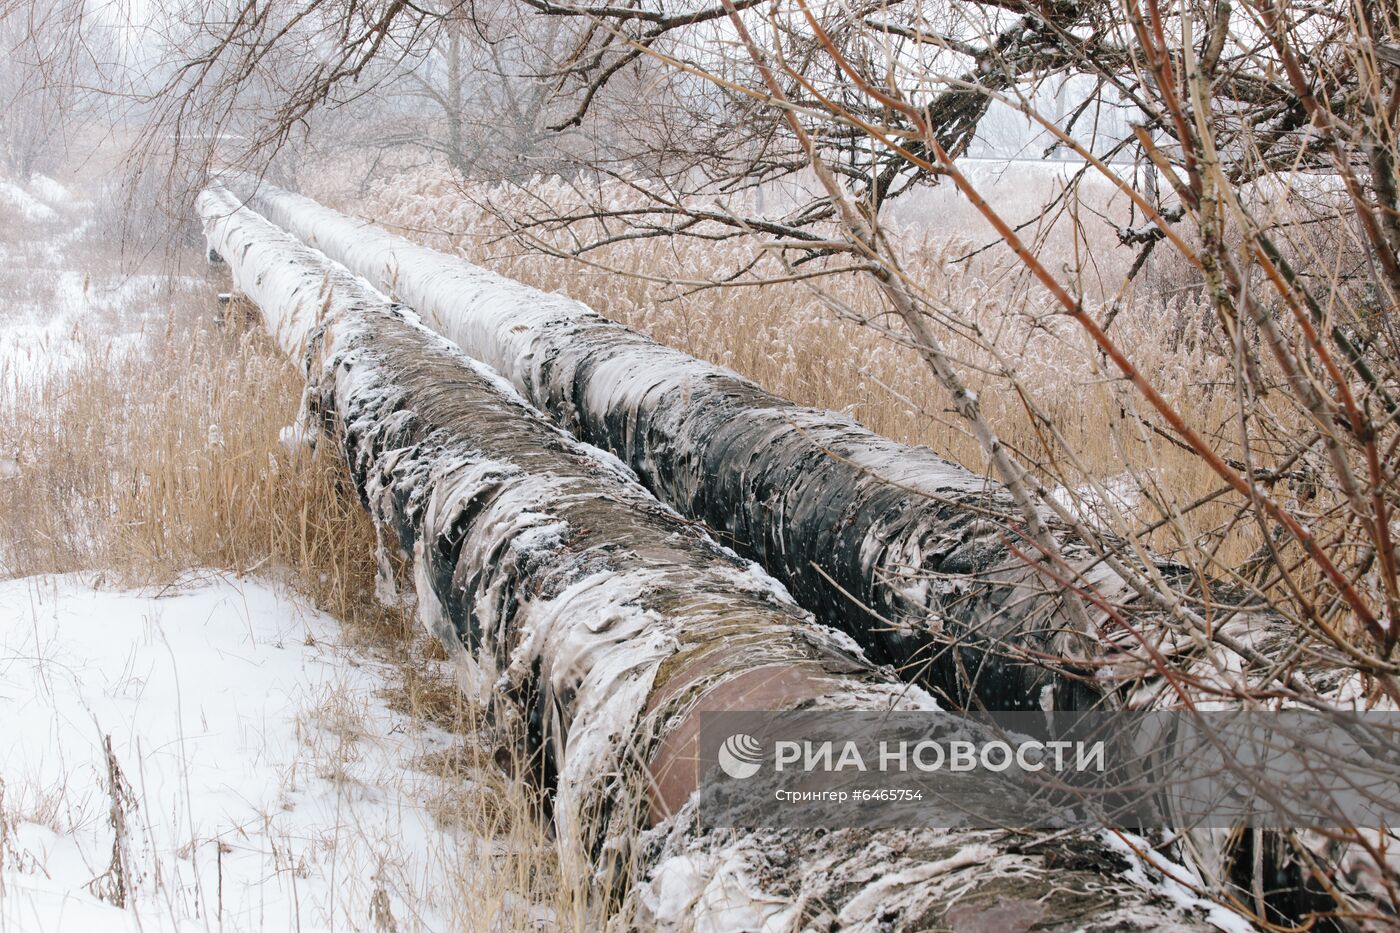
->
[198,185,1212,931]
[226,176,1333,715]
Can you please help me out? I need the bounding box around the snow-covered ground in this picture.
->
[0,175,158,386]
[0,574,474,933]
[0,174,507,932]
[0,178,60,222]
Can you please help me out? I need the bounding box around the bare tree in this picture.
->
[474,0,1400,702]
[0,0,104,178]
[385,1,585,179]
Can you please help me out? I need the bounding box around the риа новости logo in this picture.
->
[717,733,764,779]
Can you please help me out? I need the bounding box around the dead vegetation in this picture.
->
[0,186,588,929]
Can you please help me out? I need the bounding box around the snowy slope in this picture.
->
[0,175,170,388]
[0,573,479,933]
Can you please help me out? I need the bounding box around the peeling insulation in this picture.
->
[199,186,1211,931]
[227,177,1328,714]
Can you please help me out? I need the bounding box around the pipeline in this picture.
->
[199,185,1212,930]
[226,176,1323,716]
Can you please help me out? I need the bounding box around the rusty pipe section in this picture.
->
[198,185,1209,931]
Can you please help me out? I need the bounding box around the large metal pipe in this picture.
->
[225,177,1318,715]
[199,185,1209,931]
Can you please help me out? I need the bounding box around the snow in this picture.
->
[0,573,475,933]
[0,180,57,222]
[0,188,183,389]
[1049,471,1145,531]
[0,173,75,229]
[28,175,72,207]
[835,845,993,923]
[1104,831,1256,933]
[277,422,314,455]
[0,270,90,382]
[641,849,797,932]
[0,267,186,386]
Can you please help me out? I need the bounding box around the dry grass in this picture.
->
[0,290,377,615]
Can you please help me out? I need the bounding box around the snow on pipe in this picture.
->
[226,176,1320,714]
[198,186,1210,931]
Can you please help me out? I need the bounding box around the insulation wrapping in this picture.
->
[198,185,1211,930]
[228,177,1318,714]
